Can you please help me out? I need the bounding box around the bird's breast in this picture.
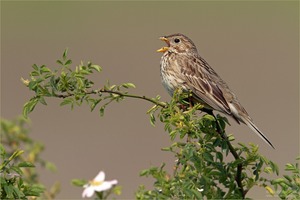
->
[160,54,187,96]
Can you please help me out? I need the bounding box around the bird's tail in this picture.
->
[243,118,275,149]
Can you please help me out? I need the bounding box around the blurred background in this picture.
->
[1,1,299,199]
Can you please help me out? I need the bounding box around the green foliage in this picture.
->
[265,157,300,199]
[21,49,299,199]
[136,90,285,199]
[0,149,45,199]
[22,49,141,118]
[0,117,59,199]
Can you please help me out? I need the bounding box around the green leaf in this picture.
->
[45,161,57,172]
[99,106,105,116]
[216,152,223,162]
[71,179,87,187]
[113,185,122,195]
[150,113,156,126]
[24,184,45,196]
[203,152,214,163]
[4,185,14,199]
[60,98,74,106]
[65,59,72,65]
[63,49,68,60]
[122,83,136,89]
[18,161,35,168]
[285,163,295,171]
[12,186,25,199]
[90,64,102,72]
[203,114,215,121]
[40,65,51,73]
[28,81,38,90]
[283,175,293,182]
[39,97,47,105]
[270,161,279,175]
[32,64,39,71]
[30,71,40,76]
[23,97,39,118]
[56,59,64,65]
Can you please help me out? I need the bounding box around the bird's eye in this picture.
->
[174,38,180,43]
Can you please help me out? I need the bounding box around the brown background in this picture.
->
[1,1,299,199]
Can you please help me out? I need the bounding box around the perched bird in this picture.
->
[157,33,274,149]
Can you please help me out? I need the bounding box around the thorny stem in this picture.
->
[208,111,246,198]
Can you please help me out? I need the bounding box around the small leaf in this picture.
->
[39,97,47,105]
[64,59,72,65]
[285,163,295,171]
[60,98,73,106]
[270,161,279,175]
[283,175,293,182]
[150,113,156,126]
[32,64,39,71]
[71,179,87,187]
[40,65,51,73]
[99,106,105,116]
[265,186,275,196]
[63,49,68,60]
[203,114,215,121]
[4,185,14,199]
[90,64,102,72]
[56,59,64,65]
[113,186,122,195]
[23,98,39,118]
[216,152,223,162]
[18,161,35,168]
[45,161,57,172]
[10,165,23,175]
[30,71,40,77]
[12,186,25,199]
[203,152,214,163]
[122,83,136,89]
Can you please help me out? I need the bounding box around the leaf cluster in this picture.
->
[22,49,139,118]
[0,146,44,199]
[0,117,59,199]
[136,89,284,199]
[265,157,300,199]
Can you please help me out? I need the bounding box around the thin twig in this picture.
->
[54,88,167,108]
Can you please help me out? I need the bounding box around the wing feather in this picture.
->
[180,55,232,115]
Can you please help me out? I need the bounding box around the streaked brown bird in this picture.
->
[157,33,274,149]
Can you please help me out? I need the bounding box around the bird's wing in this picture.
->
[180,55,232,115]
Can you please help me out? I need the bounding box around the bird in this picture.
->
[157,33,274,149]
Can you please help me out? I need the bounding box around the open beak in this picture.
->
[157,37,170,53]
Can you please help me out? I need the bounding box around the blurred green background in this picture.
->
[1,1,299,199]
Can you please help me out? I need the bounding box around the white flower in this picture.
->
[82,171,118,198]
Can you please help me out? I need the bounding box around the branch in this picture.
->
[209,111,245,198]
[54,88,167,108]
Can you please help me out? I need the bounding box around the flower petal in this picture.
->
[94,180,117,192]
[82,187,95,198]
[108,180,118,185]
[94,182,111,192]
[94,171,105,182]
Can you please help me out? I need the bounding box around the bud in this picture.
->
[21,77,30,86]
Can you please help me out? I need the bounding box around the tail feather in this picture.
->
[244,119,275,149]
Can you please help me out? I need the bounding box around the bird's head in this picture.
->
[157,33,198,55]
